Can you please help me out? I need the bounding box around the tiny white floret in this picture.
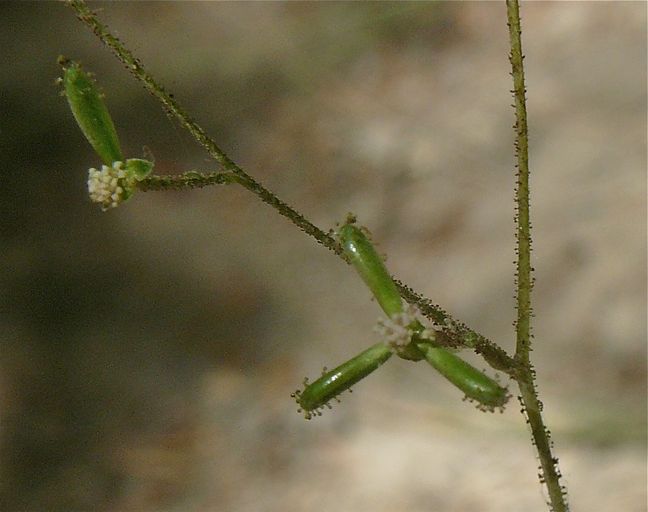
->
[87,161,130,210]
[375,304,433,347]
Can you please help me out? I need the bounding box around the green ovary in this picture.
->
[417,342,508,408]
[297,343,393,415]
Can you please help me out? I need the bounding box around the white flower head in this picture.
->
[87,161,132,210]
[375,304,434,347]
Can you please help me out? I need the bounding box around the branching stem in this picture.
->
[137,171,239,191]
[507,1,568,510]
[64,0,571,509]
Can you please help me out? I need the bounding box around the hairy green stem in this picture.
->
[508,0,532,363]
[64,0,516,374]
[396,282,519,374]
[518,372,567,512]
[137,171,239,191]
[507,1,568,510]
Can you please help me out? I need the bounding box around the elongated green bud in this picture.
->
[338,222,403,318]
[416,342,509,410]
[59,57,123,165]
[293,343,393,419]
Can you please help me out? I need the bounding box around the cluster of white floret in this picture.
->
[87,161,130,210]
[374,304,435,347]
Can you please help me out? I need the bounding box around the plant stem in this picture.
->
[64,0,517,375]
[508,0,532,363]
[396,282,520,374]
[506,1,568,510]
[137,171,239,191]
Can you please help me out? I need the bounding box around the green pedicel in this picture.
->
[60,57,123,165]
[294,343,393,419]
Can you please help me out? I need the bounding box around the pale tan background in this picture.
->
[1,2,646,511]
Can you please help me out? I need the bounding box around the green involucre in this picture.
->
[416,342,509,409]
[294,343,393,419]
[60,57,123,165]
[338,222,403,318]
[125,158,154,181]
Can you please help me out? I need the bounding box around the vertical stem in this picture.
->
[519,373,567,512]
[508,0,532,362]
[506,1,569,511]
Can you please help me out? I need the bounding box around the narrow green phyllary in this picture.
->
[58,56,153,210]
[339,218,509,411]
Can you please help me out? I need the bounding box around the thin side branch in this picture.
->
[137,171,239,191]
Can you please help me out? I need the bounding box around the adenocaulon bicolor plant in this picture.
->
[292,217,510,419]
[58,57,154,210]
[57,4,570,506]
[59,58,509,420]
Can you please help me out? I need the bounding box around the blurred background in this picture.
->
[1,2,646,511]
